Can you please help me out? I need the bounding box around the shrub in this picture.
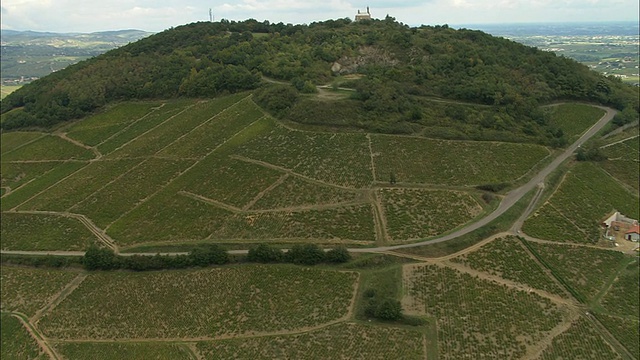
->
[374,298,403,321]
[247,243,284,263]
[188,244,229,267]
[285,244,325,265]
[83,246,119,271]
[325,246,351,263]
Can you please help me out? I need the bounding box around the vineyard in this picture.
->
[546,104,605,142]
[54,343,193,360]
[450,236,567,297]
[1,212,97,251]
[1,93,550,249]
[379,188,484,242]
[536,316,622,359]
[196,323,425,359]
[1,313,45,360]
[1,134,94,162]
[525,241,627,302]
[523,161,639,243]
[599,260,639,318]
[38,265,358,339]
[404,263,566,359]
[595,314,640,359]
[600,132,640,191]
[0,266,79,317]
[371,135,550,186]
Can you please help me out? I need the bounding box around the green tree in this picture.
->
[83,246,118,271]
[373,298,403,321]
[247,243,284,263]
[325,246,351,263]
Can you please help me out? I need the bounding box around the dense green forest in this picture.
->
[1,17,637,145]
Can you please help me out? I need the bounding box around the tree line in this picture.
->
[2,17,637,143]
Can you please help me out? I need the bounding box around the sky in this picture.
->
[1,0,638,33]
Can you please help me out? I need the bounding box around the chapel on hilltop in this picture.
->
[355,7,372,21]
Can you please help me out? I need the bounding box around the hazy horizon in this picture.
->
[1,0,638,34]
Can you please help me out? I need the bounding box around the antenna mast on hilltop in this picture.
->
[209,8,214,22]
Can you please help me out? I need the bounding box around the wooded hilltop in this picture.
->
[1,17,638,145]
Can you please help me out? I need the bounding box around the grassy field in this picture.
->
[523,161,639,243]
[38,265,358,339]
[0,212,97,251]
[0,85,22,100]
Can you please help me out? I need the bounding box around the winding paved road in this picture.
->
[0,106,616,257]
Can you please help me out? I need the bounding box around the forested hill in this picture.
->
[1,17,638,144]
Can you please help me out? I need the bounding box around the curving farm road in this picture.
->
[0,106,617,257]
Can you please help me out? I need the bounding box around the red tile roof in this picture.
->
[626,225,640,234]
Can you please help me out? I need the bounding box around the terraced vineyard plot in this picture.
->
[197,322,425,360]
[96,99,196,155]
[537,316,622,360]
[602,137,639,161]
[71,158,194,228]
[18,159,141,212]
[234,119,373,188]
[1,132,44,154]
[106,95,247,159]
[599,160,639,191]
[0,162,87,211]
[523,162,640,243]
[380,188,483,242]
[372,135,550,186]
[213,204,376,243]
[1,266,78,317]
[250,175,363,210]
[599,260,639,318]
[1,135,94,162]
[157,97,263,159]
[107,194,232,246]
[450,236,566,297]
[1,212,96,251]
[1,313,45,360]
[595,314,639,359]
[1,161,59,190]
[547,104,605,141]
[527,242,627,302]
[405,264,565,359]
[66,102,160,146]
[178,156,283,209]
[55,342,192,360]
[600,136,640,191]
[39,266,358,339]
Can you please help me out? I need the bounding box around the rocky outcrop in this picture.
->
[331,46,399,75]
